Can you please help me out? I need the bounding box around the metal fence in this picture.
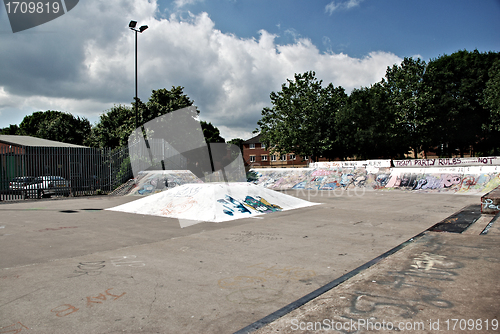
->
[0,145,132,201]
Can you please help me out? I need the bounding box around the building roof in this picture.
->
[243,134,262,144]
[0,135,88,148]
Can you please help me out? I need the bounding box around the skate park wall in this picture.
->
[249,157,500,195]
[126,170,203,196]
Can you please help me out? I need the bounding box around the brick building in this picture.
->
[242,134,318,168]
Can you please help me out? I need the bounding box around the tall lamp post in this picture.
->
[129,20,148,130]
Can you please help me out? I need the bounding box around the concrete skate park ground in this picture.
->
[0,189,482,333]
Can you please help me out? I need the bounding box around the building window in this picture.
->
[249,155,256,162]
[261,143,266,149]
[289,154,296,160]
[281,154,287,161]
[261,155,268,161]
[271,155,276,162]
[303,156,309,161]
[249,143,255,149]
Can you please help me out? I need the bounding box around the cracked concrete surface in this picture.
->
[0,190,482,333]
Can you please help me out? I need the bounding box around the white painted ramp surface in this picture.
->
[107,182,318,225]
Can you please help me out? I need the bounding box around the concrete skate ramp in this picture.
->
[250,162,500,195]
[107,182,318,225]
[127,170,203,196]
[386,166,500,194]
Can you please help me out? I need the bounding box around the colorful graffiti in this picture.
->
[394,156,500,167]
[217,195,283,216]
[244,196,283,213]
[128,170,203,196]
[251,167,389,191]
[250,166,500,194]
[218,195,252,216]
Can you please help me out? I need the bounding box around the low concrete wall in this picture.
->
[127,170,203,196]
[249,164,500,195]
[481,185,500,214]
[393,156,500,168]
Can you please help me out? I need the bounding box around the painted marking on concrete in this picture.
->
[86,288,125,307]
[51,288,126,317]
[110,255,145,267]
[68,261,105,278]
[233,231,427,334]
[410,252,448,271]
[0,321,29,333]
[481,213,500,235]
[51,304,79,317]
[482,198,500,211]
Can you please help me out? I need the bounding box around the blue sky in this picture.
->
[166,0,500,60]
[0,0,499,140]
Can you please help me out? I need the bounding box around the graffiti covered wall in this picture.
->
[249,164,500,195]
[393,156,500,168]
[386,166,500,194]
[249,166,392,191]
[127,170,203,196]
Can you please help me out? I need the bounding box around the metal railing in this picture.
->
[0,145,132,201]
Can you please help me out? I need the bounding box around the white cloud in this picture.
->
[325,0,364,15]
[0,0,401,141]
[174,0,204,8]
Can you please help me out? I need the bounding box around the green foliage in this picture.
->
[228,138,244,151]
[427,50,500,156]
[200,121,225,143]
[382,57,433,158]
[143,86,195,124]
[88,86,196,149]
[256,50,500,160]
[116,156,132,184]
[0,124,20,135]
[257,71,347,162]
[336,83,401,159]
[18,110,91,146]
[85,104,135,148]
[480,59,500,155]
[483,59,500,131]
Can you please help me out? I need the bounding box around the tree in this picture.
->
[426,50,500,156]
[143,86,195,124]
[228,138,244,152]
[382,57,433,158]
[483,59,500,131]
[0,124,20,135]
[200,121,225,143]
[336,83,401,159]
[85,104,135,148]
[88,86,196,149]
[257,71,346,162]
[480,59,500,155]
[18,110,91,146]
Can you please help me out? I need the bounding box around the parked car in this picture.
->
[24,176,71,198]
[9,176,36,190]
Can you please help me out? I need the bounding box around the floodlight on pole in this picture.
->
[129,20,148,130]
